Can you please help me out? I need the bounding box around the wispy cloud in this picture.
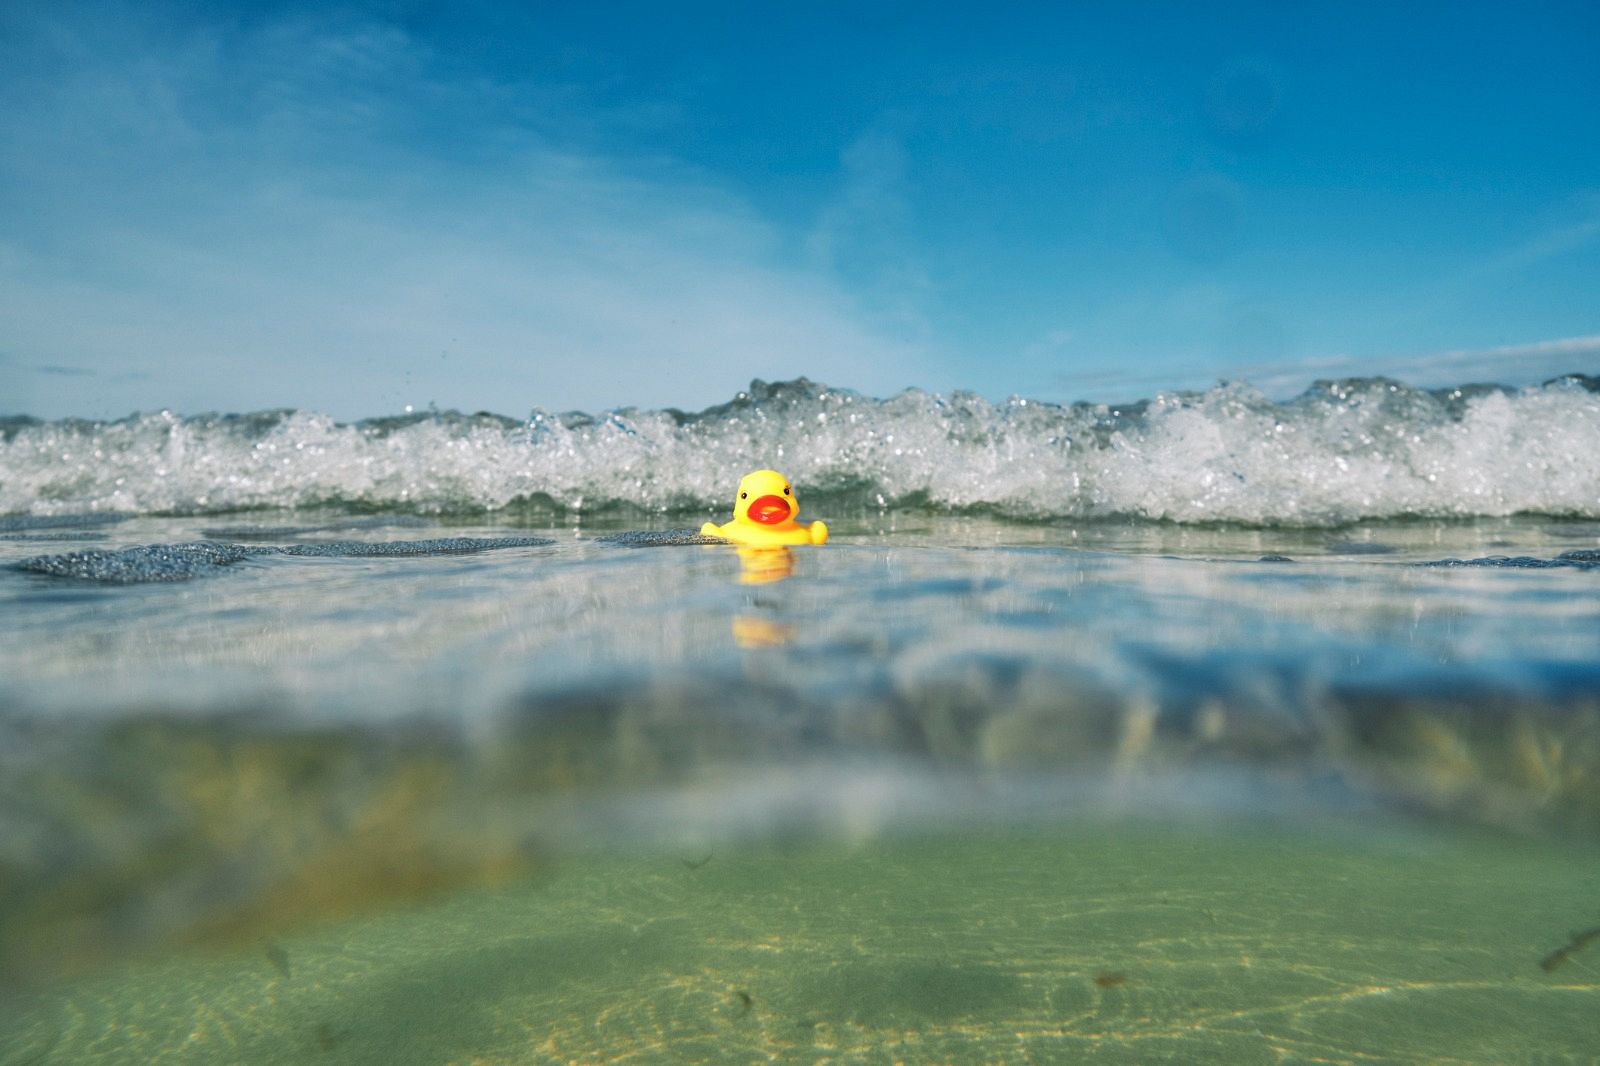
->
[1047,333,1600,403]
[1345,194,1600,350]
[0,6,935,419]
[806,123,937,347]
[1036,192,1600,405]
[1458,198,1600,285]
[1229,335,1600,395]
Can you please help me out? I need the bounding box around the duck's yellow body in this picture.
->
[700,469,829,547]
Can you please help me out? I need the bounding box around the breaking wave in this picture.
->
[2,374,1597,526]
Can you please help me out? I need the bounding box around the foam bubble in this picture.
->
[2,376,1597,526]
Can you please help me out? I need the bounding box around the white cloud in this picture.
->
[1043,329,1600,405]
[1225,335,1600,397]
[0,7,936,419]
[805,123,937,347]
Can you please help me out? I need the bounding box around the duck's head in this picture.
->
[732,469,799,527]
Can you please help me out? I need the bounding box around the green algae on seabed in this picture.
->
[2,821,1596,1066]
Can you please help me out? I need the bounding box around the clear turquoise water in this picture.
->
[2,511,1598,1063]
[3,823,1597,1064]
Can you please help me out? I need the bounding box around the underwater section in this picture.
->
[1,518,1598,1020]
[1,814,1596,1065]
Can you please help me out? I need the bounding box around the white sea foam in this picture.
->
[1,375,1597,525]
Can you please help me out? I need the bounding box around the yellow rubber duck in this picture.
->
[701,469,829,547]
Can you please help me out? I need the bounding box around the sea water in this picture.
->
[1,376,1597,1064]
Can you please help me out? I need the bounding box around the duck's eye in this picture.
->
[783,486,790,495]
[740,492,747,499]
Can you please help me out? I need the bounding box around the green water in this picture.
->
[4,819,1595,1065]
[4,513,1599,1063]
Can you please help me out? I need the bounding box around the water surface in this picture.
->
[2,376,1598,1063]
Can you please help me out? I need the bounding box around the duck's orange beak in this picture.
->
[746,494,791,524]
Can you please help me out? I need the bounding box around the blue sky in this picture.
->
[1,0,1597,420]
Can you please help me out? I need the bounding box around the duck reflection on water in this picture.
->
[732,545,798,647]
